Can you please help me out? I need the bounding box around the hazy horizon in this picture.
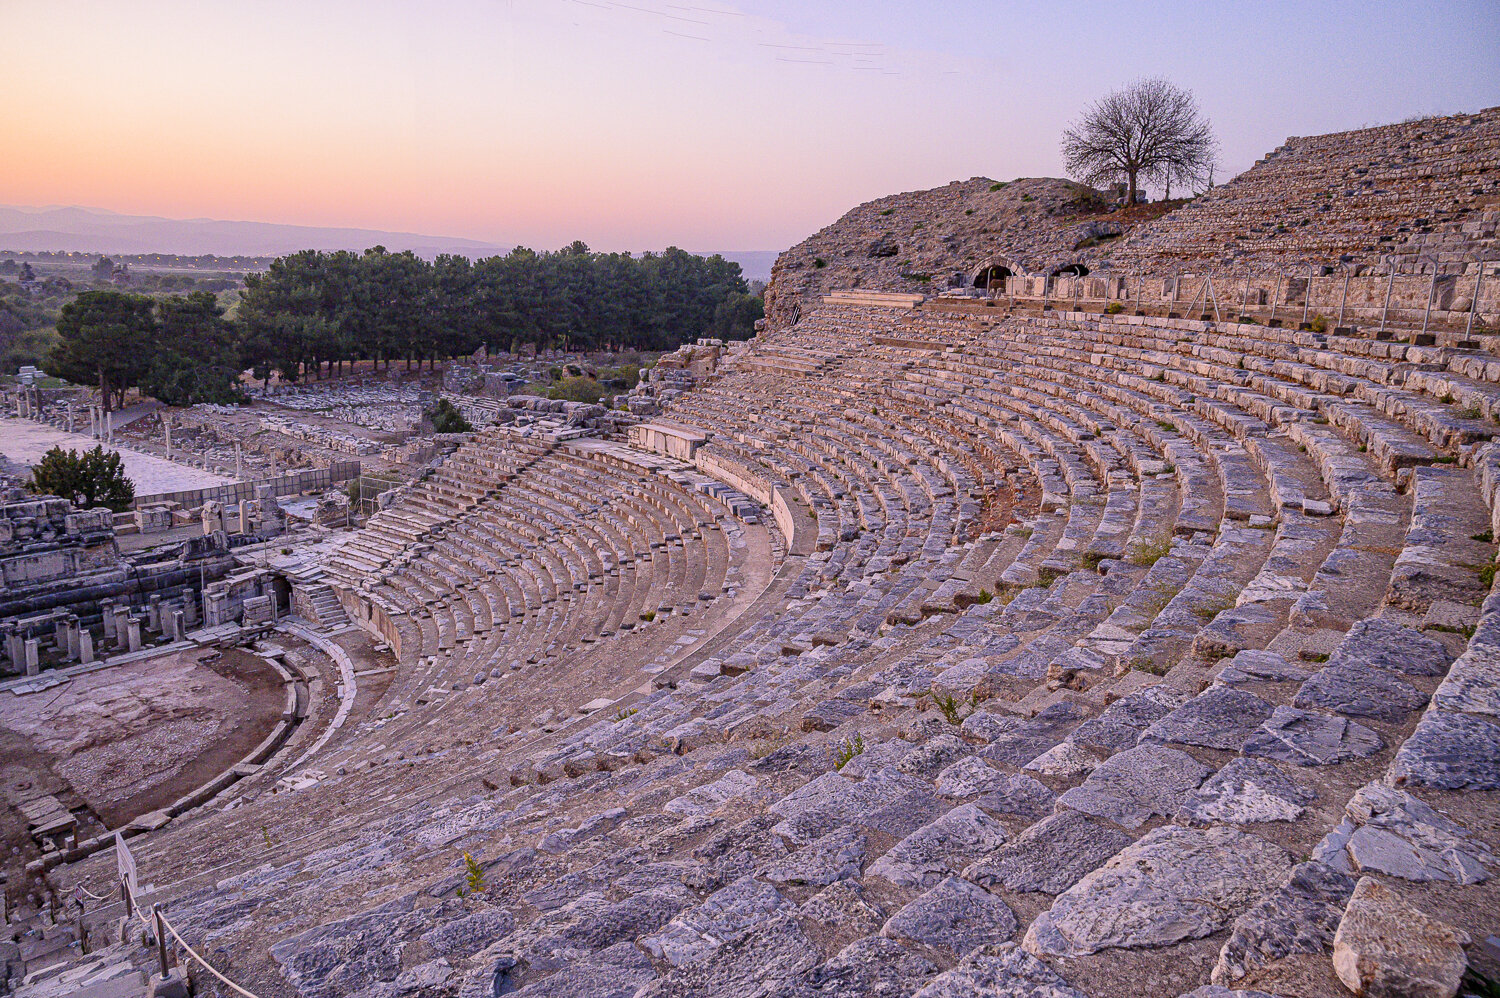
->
[4,0,1497,253]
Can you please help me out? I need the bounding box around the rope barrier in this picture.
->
[157,907,262,998]
[118,873,262,998]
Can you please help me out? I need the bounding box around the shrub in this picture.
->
[989,182,1007,191]
[610,707,638,722]
[425,398,473,433]
[1473,531,1493,543]
[1105,302,1123,314]
[879,208,895,216]
[813,258,827,269]
[1130,657,1169,676]
[546,376,608,404]
[975,588,993,604]
[933,692,964,725]
[25,445,135,511]
[459,852,486,897]
[1309,314,1329,333]
[833,733,865,770]
[1129,536,1171,567]
[640,610,656,622]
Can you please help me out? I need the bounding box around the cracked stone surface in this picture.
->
[1332,877,1470,998]
[1242,706,1384,766]
[870,803,1009,889]
[1211,861,1356,987]
[965,810,1132,896]
[1055,744,1212,828]
[1023,826,1293,958]
[881,876,1018,958]
[1174,757,1315,825]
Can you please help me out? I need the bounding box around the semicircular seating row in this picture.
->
[69,300,1500,998]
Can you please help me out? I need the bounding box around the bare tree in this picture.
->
[1061,77,1216,206]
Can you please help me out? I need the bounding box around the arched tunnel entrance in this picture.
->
[973,265,1013,290]
[1050,263,1090,277]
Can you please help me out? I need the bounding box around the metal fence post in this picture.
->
[1468,263,1486,337]
[1337,272,1350,329]
[154,904,169,980]
[1302,264,1313,326]
[1270,273,1281,324]
[1422,267,1438,336]
[1380,270,1395,332]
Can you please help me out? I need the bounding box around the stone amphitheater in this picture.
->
[8,108,1500,998]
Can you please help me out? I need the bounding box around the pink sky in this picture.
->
[4,0,1497,252]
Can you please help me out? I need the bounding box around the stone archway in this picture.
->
[972,264,1014,290]
[1050,263,1090,278]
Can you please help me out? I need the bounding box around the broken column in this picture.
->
[24,638,39,676]
[112,606,130,649]
[170,609,185,642]
[79,629,94,664]
[126,617,142,653]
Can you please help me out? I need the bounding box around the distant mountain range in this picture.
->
[0,205,776,281]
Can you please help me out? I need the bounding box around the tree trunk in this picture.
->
[99,372,110,415]
[1127,170,1138,207]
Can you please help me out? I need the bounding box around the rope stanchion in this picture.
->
[157,908,262,998]
[115,839,262,998]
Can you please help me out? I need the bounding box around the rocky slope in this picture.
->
[763,177,1125,328]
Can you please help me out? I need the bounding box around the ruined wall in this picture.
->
[763,176,1122,329]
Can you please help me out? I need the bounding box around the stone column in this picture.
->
[126,617,142,653]
[205,591,228,627]
[164,415,172,460]
[147,595,163,634]
[113,606,130,649]
[183,598,199,627]
[62,617,80,661]
[79,629,95,664]
[3,630,22,672]
[100,598,117,642]
[24,638,39,676]
[170,609,185,642]
[67,402,75,434]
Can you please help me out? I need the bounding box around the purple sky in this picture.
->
[5,0,1497,252]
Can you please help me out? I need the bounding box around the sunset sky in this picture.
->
[5,0,1498,253]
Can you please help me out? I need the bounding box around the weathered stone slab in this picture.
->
[1242,706,1384,766]
[1141,685,1274,751]
[1055,745,1212,828]
[758,826,865,887]
[910,945,1089,998]
[638,875,791,966]
[1334,618,1451,677]
[974,774,1057,821]
[796,880,887,939]
[935,756,1009,797]
[979,701,1088,766]
[881,876,1018,958]
[1023,741,1101,778]
[1069,686,1189,754]
[637,912,820,998]
[964,811,1132,896]
[897,733,974,776]
[1390,709,1500,790]
[501,940,657,998]
[1314,783,1495,884]
[1023,826,1292,958]
[1332,877,1470,998]
[1175,757,1314,825]
[790,935,939,998]
[1293,663,1429,722]
[870,803,1008,889]
[770,766,944,844]
[1216,648,1312,685]
[1211,861,1356,988]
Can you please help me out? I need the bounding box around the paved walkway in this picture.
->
[0,417,233,494]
